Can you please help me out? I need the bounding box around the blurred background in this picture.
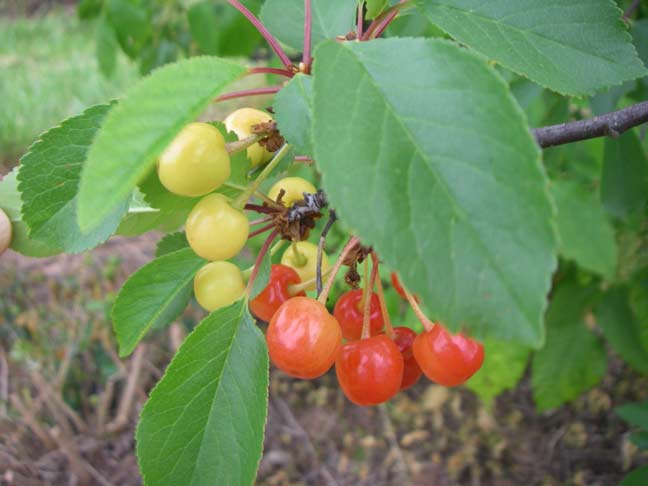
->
[1,1,648,485]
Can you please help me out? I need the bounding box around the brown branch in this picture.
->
[533,101,648,148]
[105,345,146,434]
[624,0,641,20]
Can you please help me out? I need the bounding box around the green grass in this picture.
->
[0,11,138,167]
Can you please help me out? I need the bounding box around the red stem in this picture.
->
[216,86,282,102]
[247,67,293,78]
[362,0,407,40]
[361,256,379,340]
[250,216,273,226]
[294,155,313,162]
[247,230,279,295]
[227,0,293,68]
[303,0,313,67]
[317,236,361,304]
[244,203,275,214]
[372,253,393,338]
[248,222,276,239]
[403,286,434,332]
[357,2,364,39]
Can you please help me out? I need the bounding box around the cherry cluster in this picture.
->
[156,108,484,407]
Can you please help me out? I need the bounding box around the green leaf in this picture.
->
[78,0,103,20]
[77,57,245,231]
[622,466,648,486]
[0,169,61,257]
[630,432,648,450]
[366,0,388,19]
[18,103,129,253]
[106,0,151,59]
[261,0,357,52]
[422,0,647,96]
[465,339,530,409]
[115,191,184,237]
[96,13,118,77]
[550,179,617,278]
[602,130,648,221]
[274,74,313,156]
[616,400,648,429]
[629,272,648,352]
[597,287,648,373]
[156,232,189,257]
[531,283,607,411]
[112,248,206,357]
[136,301,268,486]
[312,39,556,346]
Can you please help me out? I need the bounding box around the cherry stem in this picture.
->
[247,67,293,78]
[303,0,313,68]
[216,86,282,103]
[403,286,434,332]
[233,143,291,210]
[295,155,313,163]
[317,236,360,304]
[250,216,273,226]
[361,258,377,340]
[316,209,337,295]
[362,0,409,40]
[372,253,393,338]
[227,0,293,68]
[248,222,276,239]
[246,230,279,296]
[244,203,275,214]
[288,266,333,295]
[357,1,364,39]
[225,133,263,155]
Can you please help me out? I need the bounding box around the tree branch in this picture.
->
[532,101,648,148]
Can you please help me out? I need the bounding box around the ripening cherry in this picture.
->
[0,208,12,255]
[413,324,484,387]
[224,107,275,167]
[194,261,245,312]
[392,326,422,390]
[280,241,330,291]
[336,335,404,406]
[157,122,231,197]
[268,177,317,207]
[249,264,305,322]
[186,194,249,261]
[267,297,342,379]
[333,289,384,341]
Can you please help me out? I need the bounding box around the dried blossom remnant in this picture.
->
[343,244,372,289]
[252,121,285,152]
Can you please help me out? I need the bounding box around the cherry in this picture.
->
[391,326,422,390]
[333,289,384,341]
[335,335,404,406]
[249,264,305,322]
[267,296,342,379]
[157,122,230,197]
[185,194,249,261]
[412,324,484,387]
[0,208,11,255]
[281,241,330,291]
[268,177,317,207]
[194,261,245,312]
[224,107,275,167]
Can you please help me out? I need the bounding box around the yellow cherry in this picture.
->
[0,208,12,255]
[194,261,246,311]
[224,108,275,167]
[268,177,317,206]
[281,241,330,291]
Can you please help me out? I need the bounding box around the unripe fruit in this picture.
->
[0,208,12,255]
[336,335,404,406]
[186,194,249,261]
[413,325,484,387]
[333,289,384,341]
[280,241,329,291]
[158,122,231,197]
[194,261,245,312]
[392,326,422,390]
[249,264,305,322]
[224,108,274,167]
[268,177,317,207]
[267,296,342,379]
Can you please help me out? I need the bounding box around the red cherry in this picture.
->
[390,272,419,302]
[333,289,384,341]
[267,296,342,379]
[336,335,404,406]
[250,264,305,322]
[412,324,484,387]
[392,326,422,390]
